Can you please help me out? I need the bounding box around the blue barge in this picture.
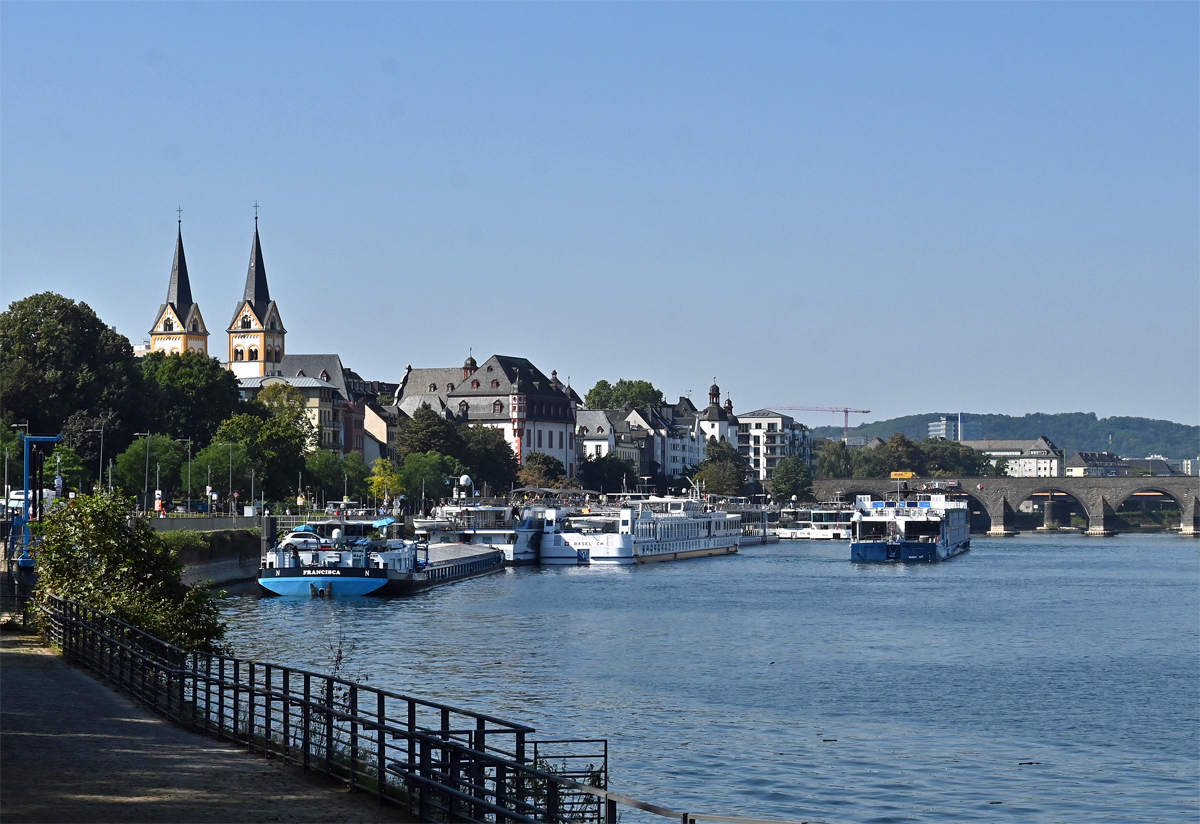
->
[849,495,971,563]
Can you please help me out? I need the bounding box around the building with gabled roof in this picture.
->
[149,221,209,356]
[395,354,580,474]
[959,437,1064,478]
[227,220,286,379]
[1065,451,1130,477]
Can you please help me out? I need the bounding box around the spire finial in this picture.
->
[176,205,183,227]
[253,201,260,225]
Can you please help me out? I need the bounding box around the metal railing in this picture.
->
[40,596,813,824]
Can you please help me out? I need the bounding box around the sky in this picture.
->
[3,2,1197,427]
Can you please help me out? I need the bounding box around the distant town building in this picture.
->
[148,222,209,357]
[1065,451,1130,477]
[696,382,739,448]
[736,409,813,483]
[395,355,579,475]
[959,437,1064,478]
[237,375,340,451]
[1125,457,1183,477]
[1179,459,1200,477]
[576,399,707,482]
[928,414,980,441]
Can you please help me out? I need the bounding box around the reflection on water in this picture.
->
[222,534,1199,822]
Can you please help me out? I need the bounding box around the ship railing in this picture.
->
[39,594,816,824]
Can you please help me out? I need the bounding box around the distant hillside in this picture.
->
[807,412,1199,460]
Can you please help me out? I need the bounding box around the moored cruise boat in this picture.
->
[849,495,970,563]
[778,503,855,540]
[522,496,742,566]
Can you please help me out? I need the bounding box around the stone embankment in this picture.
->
[0,630,408,824]
[170,529,263,588]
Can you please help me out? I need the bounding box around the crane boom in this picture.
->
[765,406,872,440]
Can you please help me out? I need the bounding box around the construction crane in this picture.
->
[767,407,871,440]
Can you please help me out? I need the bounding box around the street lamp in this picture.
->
[134,432,152,511]
[176,438,192,514]
[87,427,105,492]
[218,443,234,515]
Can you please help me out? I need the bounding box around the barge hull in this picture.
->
[850,539,970,563]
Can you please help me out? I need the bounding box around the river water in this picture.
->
[221,533,1198,823]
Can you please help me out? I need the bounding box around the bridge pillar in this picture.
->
[1181,494,1199,537]
[986,496,1017,537]
[1037,498,1061,531]
[1085,496,1117,537]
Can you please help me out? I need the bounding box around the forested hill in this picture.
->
[807,413,1199,460]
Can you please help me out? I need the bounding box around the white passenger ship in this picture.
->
[777,504,855,540]
[520,496,742,565]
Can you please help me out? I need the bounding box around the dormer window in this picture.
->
[486,365,493,372]
[471,380,480,389]
[446,383,454,391]
[490,379,500,388]
[597,426,604,434]
[320,371,329,381]
[492,400,503,414]
[162,318,174,331]
[428,383,437,392]
[240,315,252,329]
[458,401,470,415]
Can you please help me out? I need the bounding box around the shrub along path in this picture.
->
[0,631,408,823]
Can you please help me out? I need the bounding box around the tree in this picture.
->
[399,405,465,460]
[584,379,665,410]
[577,453,638,493]
[114,435,186,504]
[212,414,308,502]
[770,456,813,502]
[693,437,750,496]
[461,425,519,493]
[367,458,403,500]
[0,292,143,441]
[31,491,225,650]
[815,440,854,479]
[518,452,566,488]
[921,438,990,476]
[140,351,242,445]
[256,382,316,449]
[402,452,467,504]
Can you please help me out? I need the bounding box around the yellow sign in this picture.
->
[890,471,916,479]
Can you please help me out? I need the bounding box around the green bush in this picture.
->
[31,492,225,650]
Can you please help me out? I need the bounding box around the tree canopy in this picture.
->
[399,405,465,460]
[814,440,855,479]
[402,451,467,503]
[461,425,519,493]
[212,413,308,501]
[304,449,370,505]
[140,351,242,445]
[693,437,751,496]
[769,456,813,502]
[517,452,567,489]
[577,453,637,493]
[584,379,665,410]
[114,435,186,502]
[0,292,142,444]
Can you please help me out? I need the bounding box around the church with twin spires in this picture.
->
[148,217,286,379]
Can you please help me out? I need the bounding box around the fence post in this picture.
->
[349,683,358,792]
[232,659,241,745]
[324,676,334,776]
[190,651,199,731]
[263,664,272,757]
[302,673,311,771]
[217,657,226,740]
[377,692,386,803]
[606,798,618,824]
[418,738,431,822]
[547,780,560,823]
[282,668,291,765]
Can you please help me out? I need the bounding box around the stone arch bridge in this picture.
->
[810,476,1200,537]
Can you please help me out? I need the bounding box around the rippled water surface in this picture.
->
[222,533,1198,822]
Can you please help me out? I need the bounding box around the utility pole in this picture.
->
[177,439,192,514]
[88,427,105,493]
[134,432,152,511]
[218,444,234,515]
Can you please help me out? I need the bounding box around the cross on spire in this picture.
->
[176,205,183,226]
[253,201,260,224]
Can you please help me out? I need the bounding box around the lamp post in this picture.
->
[134,432,152,511]
[176,439,192,514]
[87,427,105,493]
[218,444,234,516]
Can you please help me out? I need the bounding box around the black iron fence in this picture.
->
[40,596,810,824]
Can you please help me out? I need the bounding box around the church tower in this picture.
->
[149,219,208,356]
[227,219,285,379]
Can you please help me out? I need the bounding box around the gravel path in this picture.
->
[0,632,409,823]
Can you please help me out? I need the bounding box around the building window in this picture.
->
[162,318,174,331]
[241,315,252,329]
[234,348,244,361]
[248,347,258,361]
[595,445,602,456]
[491,379,500,388]
[471,380,480,389]
[429,383,437,392]
[558,431,564,449]
[269,321,276,330]
[191,321,199,332]
[493,400,503,414]
[568,433,574,449]
[537,430,543,448]
[447,384,454,391]
[459,401,469,416]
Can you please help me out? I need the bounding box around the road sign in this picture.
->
[890,471,915,479]
[155,489,162,500]
[54,475,63,491]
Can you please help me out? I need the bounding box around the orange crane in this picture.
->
[767,406,871,440]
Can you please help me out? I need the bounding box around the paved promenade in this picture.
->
[1,631,407,823]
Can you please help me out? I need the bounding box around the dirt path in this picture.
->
[0,631,409,823]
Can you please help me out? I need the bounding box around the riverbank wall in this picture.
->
[162,530,262,588]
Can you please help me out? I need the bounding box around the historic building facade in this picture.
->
[148,222,209,356]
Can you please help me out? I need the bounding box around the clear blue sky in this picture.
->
[3,2,1197,427]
